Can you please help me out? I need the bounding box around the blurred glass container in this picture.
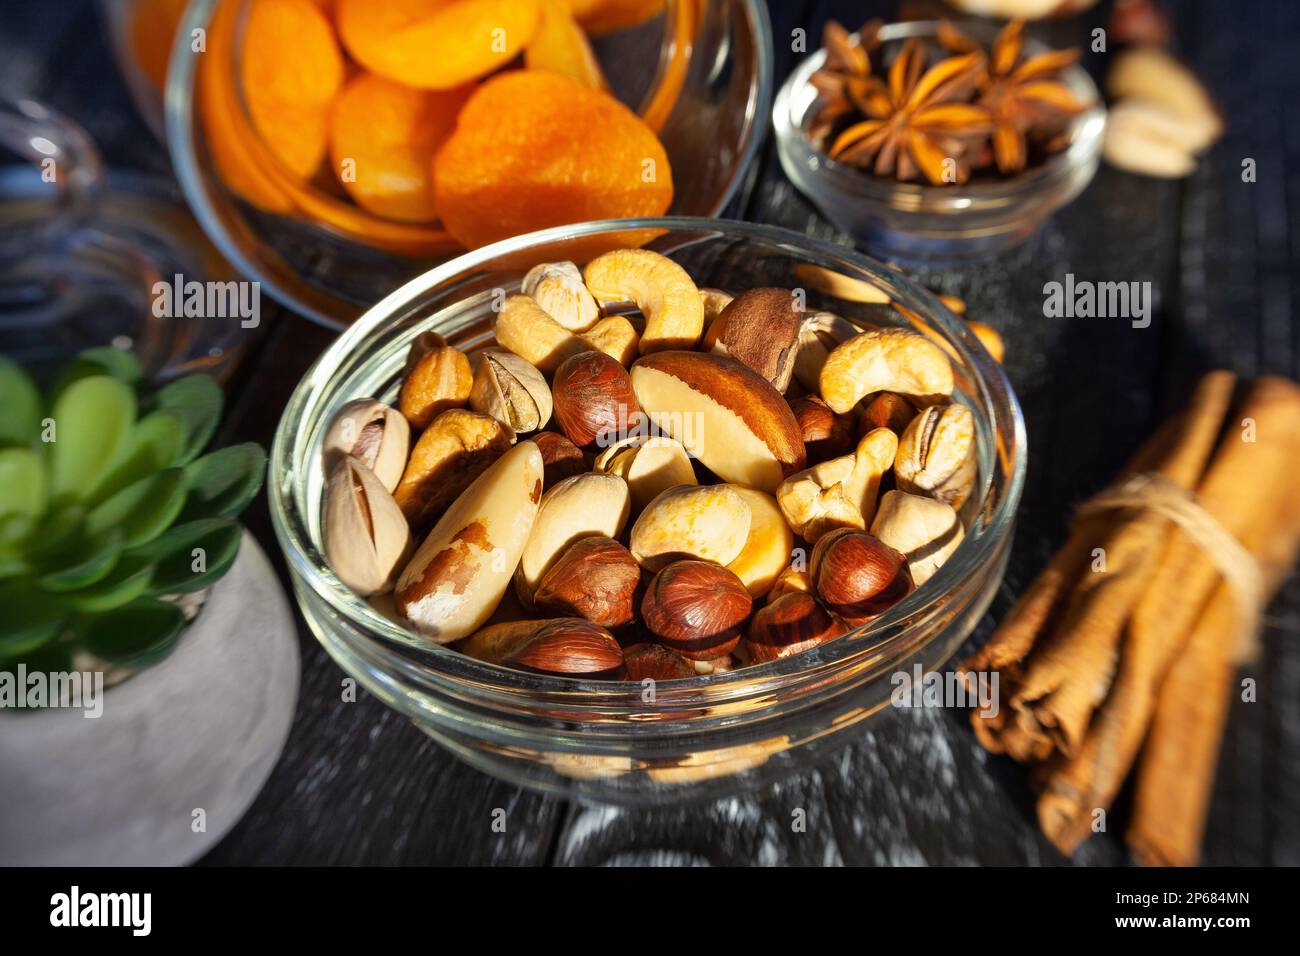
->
[111,0,776,329]
[99,0,186,142]
[774,20,1105,264]
[0,97,251,381]
[269,217,1027,804]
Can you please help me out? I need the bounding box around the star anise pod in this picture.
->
[819,18,884,80]
[808,20,886,145]
[826,39,992,185]
[940,19,1089,174]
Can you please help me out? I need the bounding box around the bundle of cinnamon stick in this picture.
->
[962,371,1300,864]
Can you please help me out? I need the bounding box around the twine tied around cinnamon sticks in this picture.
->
[963,371,1300,864]
[1074,471,1265,663]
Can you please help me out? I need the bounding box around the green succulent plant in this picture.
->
[0,348,266,682]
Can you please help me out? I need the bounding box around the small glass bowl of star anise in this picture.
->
[774,18,1106,262]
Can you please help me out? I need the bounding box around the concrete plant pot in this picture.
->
[0,532,299,865]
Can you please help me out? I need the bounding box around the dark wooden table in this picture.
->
[7,0,1298,865]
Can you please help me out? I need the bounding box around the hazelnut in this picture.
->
[641,560,753,661]
[810,528,913,626]
[551,351,642,448]
[745,592,846,663]
[532,431,587,488]
[622,643,696,681]
[789,395,854,460]
[458,618,624,676]
[533,536,641,629]
[859,392,916,437]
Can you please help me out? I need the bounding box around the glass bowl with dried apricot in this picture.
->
[156,0,772,326]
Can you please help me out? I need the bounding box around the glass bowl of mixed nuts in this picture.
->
[774,19,1106,262]
[269,217,1026,802]
[162,0,773,328]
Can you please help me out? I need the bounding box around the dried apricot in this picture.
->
[329,73,473,222]
[337,0,542,90]
[128,0,188,91]
[203,1,459,252]
[240,0,344,178]
[201,0,293,212]
[434,71,672,249]
[525,2,607,90]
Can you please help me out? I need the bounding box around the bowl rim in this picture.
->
[772,18,1107,212]
[268,215,1028,711]
[164,0,776,330]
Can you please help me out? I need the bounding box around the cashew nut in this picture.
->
[870,490,964,586]
[580,315,639,367]
[699,287,734,332]
[494,294,639,373]
[819,328,954,414]
[493,294,590,374]
[794,310,859,392]
[582,249,704,354]
[776,427,898,541]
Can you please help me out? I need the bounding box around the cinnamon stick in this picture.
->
[1127,394,1300,865]
[971,371,1236,761]
[1037,377,1300,854]
[961,413,1184,754]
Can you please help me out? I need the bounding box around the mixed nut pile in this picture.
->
[321,248,974,680]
